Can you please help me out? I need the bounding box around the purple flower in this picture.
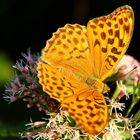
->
[3,49,60,113]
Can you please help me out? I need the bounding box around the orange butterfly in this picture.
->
[37,5,134,135]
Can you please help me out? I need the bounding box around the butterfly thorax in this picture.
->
[86,75,110,93]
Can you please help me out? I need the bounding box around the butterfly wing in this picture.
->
[87,5,134,81]
[37,61,88,101]
[62,90,108,135]
[38,61,108,134]
[40,24,92,77]
[37,5,134,135]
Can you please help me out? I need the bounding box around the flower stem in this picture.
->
[125,102,136,117]
[111,86,121,100]
[126,85,140,117]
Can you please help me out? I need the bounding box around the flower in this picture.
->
[115,55,140,84]
[109,99,125,115]
[22,110,84,140]
[3,50,140,140]
[126,123,140,140]
[115,81,129,101]
[3,49,60,113]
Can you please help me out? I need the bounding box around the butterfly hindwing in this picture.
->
[62,90,108,135]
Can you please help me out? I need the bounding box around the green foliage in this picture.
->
[0,121,26,138]
[0,52,13,87]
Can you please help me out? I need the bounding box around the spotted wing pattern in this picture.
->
[37,5,134,135]
[41,24,92,76]
[37,61,88,102]
[87,5,134,81]
[62,90,108,134]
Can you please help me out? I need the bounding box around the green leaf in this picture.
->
[66,116,76,127]
[0,121,26,137]
[121,130,132,140]
[0,52,13,86]
[134,110,140,122]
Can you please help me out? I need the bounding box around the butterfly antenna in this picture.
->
[118,66,137,79]
[109,66,137,88]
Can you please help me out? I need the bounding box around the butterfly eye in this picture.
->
[103,84,110,93]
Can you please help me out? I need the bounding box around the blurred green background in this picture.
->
[0,0,140,139]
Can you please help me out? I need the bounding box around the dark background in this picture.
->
[0,0,140,139]
[0,0,140,61]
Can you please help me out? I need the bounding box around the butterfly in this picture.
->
[37,5,134,135]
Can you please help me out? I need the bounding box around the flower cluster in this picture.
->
[113,55,140,118]
[4,49,60,113]
[3,50,140,140]
[21,111,84,140]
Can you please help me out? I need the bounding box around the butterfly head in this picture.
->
[102,83,110,94]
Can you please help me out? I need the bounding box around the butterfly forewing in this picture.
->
[87,5,134,81]
[41,24,92,76]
